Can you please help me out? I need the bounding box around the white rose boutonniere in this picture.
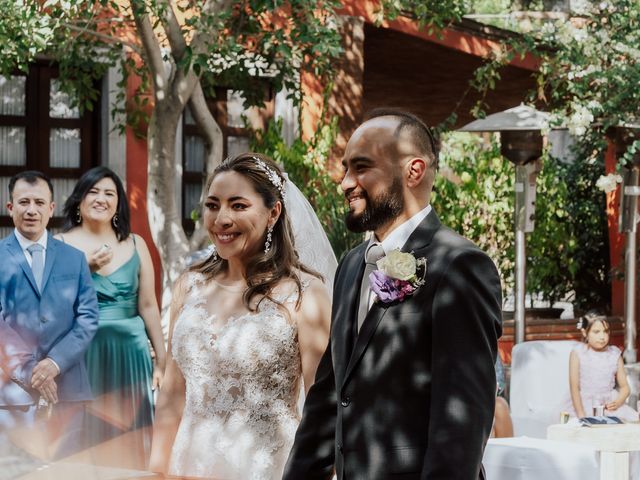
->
[376,250,417,281]
[369,249,427,304]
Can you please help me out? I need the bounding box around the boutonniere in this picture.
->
[369,249,427,304]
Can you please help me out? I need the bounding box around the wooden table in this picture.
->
[548,423,640,480]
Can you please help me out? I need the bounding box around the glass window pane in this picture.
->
[227,90,247,128]
[0,75,26,116]
[51,177,78,216]
[184,182,203,220]
[50,79,80,119]
[0,127,26,166]
[227,136,250,158]
[50,128,81,168]
[184,106,195,126]
[184,135,205,172]
[0,176,11,210]
[0,226,13,239]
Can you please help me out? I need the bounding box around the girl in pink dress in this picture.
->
[568,311,638,421]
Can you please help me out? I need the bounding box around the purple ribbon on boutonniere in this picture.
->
[369,249,427,304]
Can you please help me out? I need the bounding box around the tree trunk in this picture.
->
[147,84,224,331]
[187,82,225,252]
[146,98,189,327]
[133,0,227,329]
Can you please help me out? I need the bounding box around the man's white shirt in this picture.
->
[14,228,48,267]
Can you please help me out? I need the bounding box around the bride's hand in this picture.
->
[152,363,165,391]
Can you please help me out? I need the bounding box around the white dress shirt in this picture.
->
[14,228,48,267]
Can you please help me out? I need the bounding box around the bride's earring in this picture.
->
[264,225,273,254]
[76,208,82,224]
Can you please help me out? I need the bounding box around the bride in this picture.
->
[149,153,336,479]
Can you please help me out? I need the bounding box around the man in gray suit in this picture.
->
[0,170,98,459]
[284,110,502,479]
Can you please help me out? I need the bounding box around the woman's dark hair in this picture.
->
[577,309,610,342]
[62,166,131,241]
[191,152,322,310]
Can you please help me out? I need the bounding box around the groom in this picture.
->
[284,109,502,479]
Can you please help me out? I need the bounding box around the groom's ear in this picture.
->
[406,157,427,188]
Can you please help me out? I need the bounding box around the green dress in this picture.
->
[84,249,154,469]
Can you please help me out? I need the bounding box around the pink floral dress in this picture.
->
[567,343,638,421]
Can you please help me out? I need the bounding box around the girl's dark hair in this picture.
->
[577,309,610,341]
[191,152,322,310]
[62,166,131,241]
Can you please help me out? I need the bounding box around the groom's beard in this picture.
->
[345,175,404,233]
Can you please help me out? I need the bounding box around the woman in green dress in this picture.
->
[57,166,165,469]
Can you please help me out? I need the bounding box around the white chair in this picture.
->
[509,339,581,438]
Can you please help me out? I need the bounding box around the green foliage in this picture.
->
[434,133,515,292]
[465,0,512,14]
[249,117,361,260]
[424,1,636,311]
[434,132,609,309]
[375,0,466,31]
[0,0,55,73]
[0,0,345,117]
[549,141,610,311]
[528,2,640,132]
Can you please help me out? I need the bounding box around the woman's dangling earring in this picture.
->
[76,208,82,224]
[264,225,274,254]
[112,213,119,228]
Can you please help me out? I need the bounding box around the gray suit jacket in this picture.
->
[284,211,502,480]
[0,231,99,407]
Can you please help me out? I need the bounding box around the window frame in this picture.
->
[0,62,101,231]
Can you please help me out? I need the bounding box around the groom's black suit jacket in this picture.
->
[283,212,502,480]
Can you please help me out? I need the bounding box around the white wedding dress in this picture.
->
[168,272,305,480]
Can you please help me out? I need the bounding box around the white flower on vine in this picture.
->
[566,103,594,136]
[595,29,610,43]
[571,26,588,43]
[460,172,472,184]
[596,173,622,193]
[540,22,556,37]
[566,64,600,82]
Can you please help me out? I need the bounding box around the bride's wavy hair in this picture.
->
[191,152,322,310]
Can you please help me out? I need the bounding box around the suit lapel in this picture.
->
[333,243,366,384]
[341,210,442,387]
[6,232,40,297]
[40,232,57,292]
[343,302,388,385]
[401,210,441,254]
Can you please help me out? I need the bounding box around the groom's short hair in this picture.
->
[9,170,54,200]
[364,108,439,169]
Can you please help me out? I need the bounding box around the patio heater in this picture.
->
[610,125,640,364]
[459,105,549,344]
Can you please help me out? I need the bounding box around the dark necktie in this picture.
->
[356,243,385,332]
[27,244,44,291]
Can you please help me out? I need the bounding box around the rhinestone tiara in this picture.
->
[253,156,286,200]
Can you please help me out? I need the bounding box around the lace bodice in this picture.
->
[169,272,304,480]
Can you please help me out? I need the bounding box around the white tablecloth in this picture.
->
[483,436,600,480]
